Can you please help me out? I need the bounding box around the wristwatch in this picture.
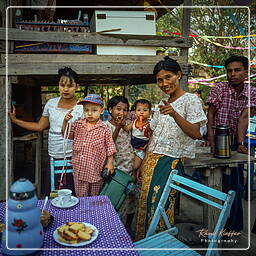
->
[237,142,245,146]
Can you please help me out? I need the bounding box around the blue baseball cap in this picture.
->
[77,94,104,107]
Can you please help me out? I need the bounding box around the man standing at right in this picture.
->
[206,55,256,232]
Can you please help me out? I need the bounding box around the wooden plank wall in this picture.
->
[1,54,188,76]
[0,28,193,48]
[0,54,191,85]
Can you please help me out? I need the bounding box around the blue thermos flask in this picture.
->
[1,178,44,255]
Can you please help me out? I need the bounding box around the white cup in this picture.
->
[57,189,72,206]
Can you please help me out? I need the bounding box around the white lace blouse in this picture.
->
[148,93,207,159]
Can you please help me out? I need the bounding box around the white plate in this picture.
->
[53,222,99,247]
[51,196,79,208]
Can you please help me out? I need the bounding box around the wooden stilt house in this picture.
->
[0,0,192,200]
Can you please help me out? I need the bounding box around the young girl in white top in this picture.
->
[9,67,84,195]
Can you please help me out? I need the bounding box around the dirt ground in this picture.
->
[176,184,256,256]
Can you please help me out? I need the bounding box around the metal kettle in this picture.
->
[213,125,231,159]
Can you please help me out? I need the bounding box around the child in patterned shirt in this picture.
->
[62,94,116,197]
[104,96,137,235]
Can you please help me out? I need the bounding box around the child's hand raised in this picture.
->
[64,109,73,121]
[115,116,126,127]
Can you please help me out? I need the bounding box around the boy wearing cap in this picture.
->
[62,94,116,196]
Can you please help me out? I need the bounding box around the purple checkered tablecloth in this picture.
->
[0,196,139,255]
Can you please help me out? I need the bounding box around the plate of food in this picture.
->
[53,222,99,247]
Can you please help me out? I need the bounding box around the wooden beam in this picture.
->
[2,63,155,75]
[180,0,192,91]
[0,28,193,48]
[3,54,187,64]
[1,62,191,77]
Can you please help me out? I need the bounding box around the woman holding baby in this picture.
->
[135,57,207,240]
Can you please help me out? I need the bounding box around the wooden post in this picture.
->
[28,81,42,196]
[7,3,16,53]
[180,0,192,91]
[100,84,104,98]
[84,85,88,97]
[123,84,129,98]
[106,84,109,103]
[0,0,7,28]
[0,75,12,201]
[35,133,42,198]
[203,166,223,233]
[0,76,6,200]
[1,1,10,53]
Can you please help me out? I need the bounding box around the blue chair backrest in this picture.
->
[50,158,73,191]
[146,170,235,255]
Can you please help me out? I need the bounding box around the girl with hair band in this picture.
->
[135,56,207,240]
[9,67,84,195]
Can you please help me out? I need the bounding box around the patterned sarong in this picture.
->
[135,152,184,240]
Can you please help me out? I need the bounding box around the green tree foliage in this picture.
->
[128,84,165,108]
[156,0,255,98]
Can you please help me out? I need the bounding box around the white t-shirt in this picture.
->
[149,93,207,159]
[42,97,84,158]
[131,119,150,141]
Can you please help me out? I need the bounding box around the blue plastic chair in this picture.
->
[134,169,235,256]
[50,157,73,191]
